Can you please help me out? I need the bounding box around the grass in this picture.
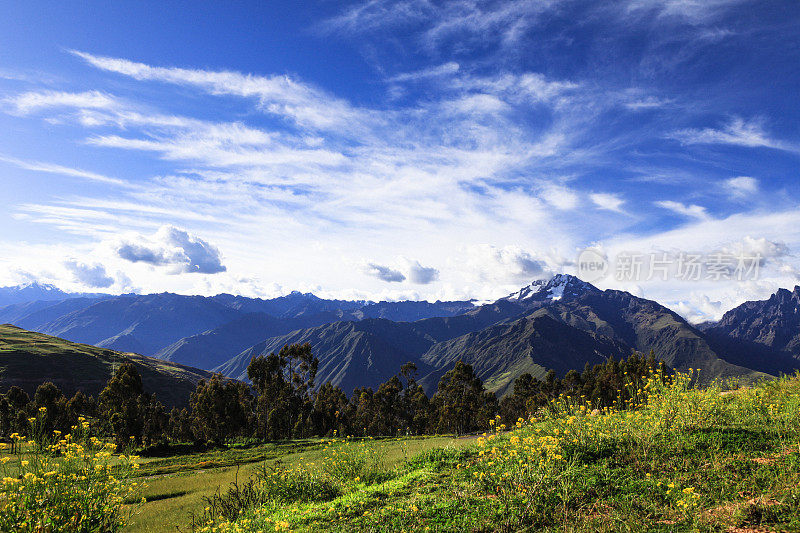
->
[124,436,469,533]
[190,369,800,532]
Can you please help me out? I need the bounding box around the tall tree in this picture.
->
[98,362,147,447]
[247,343,319,440]
[432,361,497,436]
[189,374,252,446]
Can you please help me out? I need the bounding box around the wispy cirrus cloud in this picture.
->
[320,0,562,51]
[670,117,795,152]
[70,50,368,132]
[5,90,117,114]
[624,0,749,21]
[388,62,460,83]
[0,154,127,186]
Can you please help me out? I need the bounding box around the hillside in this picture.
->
[702,287,800,375]
[187,373,800,533]
[215,319,438,394]
[0,324,212,406]
[419,310,633,396]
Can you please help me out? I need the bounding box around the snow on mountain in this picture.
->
[503,274,597,303]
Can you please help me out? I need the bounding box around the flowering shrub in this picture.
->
[461,368,730,527]
[0,411,144,532]
[321,436,387,484]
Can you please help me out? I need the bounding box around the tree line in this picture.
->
[0,345,664,448]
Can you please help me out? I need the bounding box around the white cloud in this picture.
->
[0,154,127,186]
[321,0,561,51]
[464,244,553,286]
[625,0,748,21]
[724,176,758,199]
[363,262,406,283]
[389,62,460,83]
[671,117,794,152]
[7,50,793,312]
[406,260,439,284]
[654,200,710,220]
[70,50,367,132]
[5,90,117,115]
[115,225,226,274]
[541,184,579,210]
[63,260,114,288]
[590,193,625,212]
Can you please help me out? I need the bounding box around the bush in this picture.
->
[0,412,143,532]
[190,462,339,531]
[321,437,388,484]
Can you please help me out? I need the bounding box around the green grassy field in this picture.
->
[124,436,471,533]
[163,371,800,532]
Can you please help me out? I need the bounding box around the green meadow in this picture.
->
[145,371,800,532]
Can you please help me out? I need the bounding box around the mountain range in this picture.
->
[1,275,799,400]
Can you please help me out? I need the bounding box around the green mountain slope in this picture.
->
[419,310,634,396]
[0,324,212,406]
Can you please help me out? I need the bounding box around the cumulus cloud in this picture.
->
[721,236,789,267]
[407,260,439,284]
[63,260,114,288]
[115,225,226,274]
[363,262,406,283]
[466,244,552,285]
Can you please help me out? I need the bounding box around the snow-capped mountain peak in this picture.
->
[503,274,597,303]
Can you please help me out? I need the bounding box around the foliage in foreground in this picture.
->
[0,411,144,532]
[195,369,800,532]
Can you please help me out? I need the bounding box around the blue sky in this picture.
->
[0,0,799,320]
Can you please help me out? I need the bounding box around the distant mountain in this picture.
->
[702,287,800,375]
[0,324,212,407]
[211,291,366,318]
[215,319,438,394]
[354,300,476,322]
[502,274,599,304]
[0,282,103,309]
[419,310,632,396]
[35,293,242,357]
[0,290,474,368]
[213,275,765,396]
[0,297,110,331]
[156,312,331,369]
[548,288,755,380]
